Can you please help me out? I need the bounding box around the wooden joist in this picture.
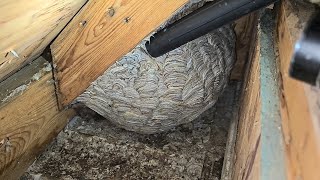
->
[259,11,286,179]
[233,15,260,180]
[0,57,74,179]
[277,0,320,179]
[0,0,87,82]
[51,0,188,108]
[231,14,258,80]
[233,10,287,180]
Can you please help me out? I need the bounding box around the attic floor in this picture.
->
[21,81,241,180]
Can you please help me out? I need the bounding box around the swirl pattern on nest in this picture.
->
[77,1,236,134]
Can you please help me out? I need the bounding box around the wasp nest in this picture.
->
[77,0,236,134]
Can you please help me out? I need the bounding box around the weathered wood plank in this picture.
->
[277,0,320,179]
[0,0,87,81]
[51,0,188,107]
[233,10,288,180]
[233,15,261,180]
[0,57,50,104]
[0,57,74,179]
[231,13,258,80]
[221,13,259,180]
[260,10,286,180]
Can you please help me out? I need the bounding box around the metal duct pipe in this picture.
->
[145,0,278,57]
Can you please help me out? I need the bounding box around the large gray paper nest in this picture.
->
[77,0,236,134]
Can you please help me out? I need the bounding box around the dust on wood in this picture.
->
[0,0,87,82]
[231,13,258,80]
[0,57,50,105]
[0,57,75,179]
[233,15,260,180]
[51,0,188,108]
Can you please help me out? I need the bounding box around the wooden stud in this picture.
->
[233,10,288,180]
[231,13,258,80]
[0,57,74,179]
[0,0,87,81]
[51,0,188,108]
[233,23,261,180]
[259,10,286,180]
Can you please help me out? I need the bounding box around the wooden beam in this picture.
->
[221,13,259,180]
[233,10,287,180]
[233,11,260,180]
[0,57,74,179]
[231,13,257,80]
[277,0,320,179]
[259,11,286,180]
[0,0,87,81]
[51,0,188,108]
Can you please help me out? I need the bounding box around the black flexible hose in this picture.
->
[145,0,278,57]
[290,11,320,86]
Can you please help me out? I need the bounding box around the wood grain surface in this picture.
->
[233,16,260,180]
[51,0,188,108]
[0,57,74,179]
[0,0,87,81]
[277,1,320,179]
[231,13,258,80]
